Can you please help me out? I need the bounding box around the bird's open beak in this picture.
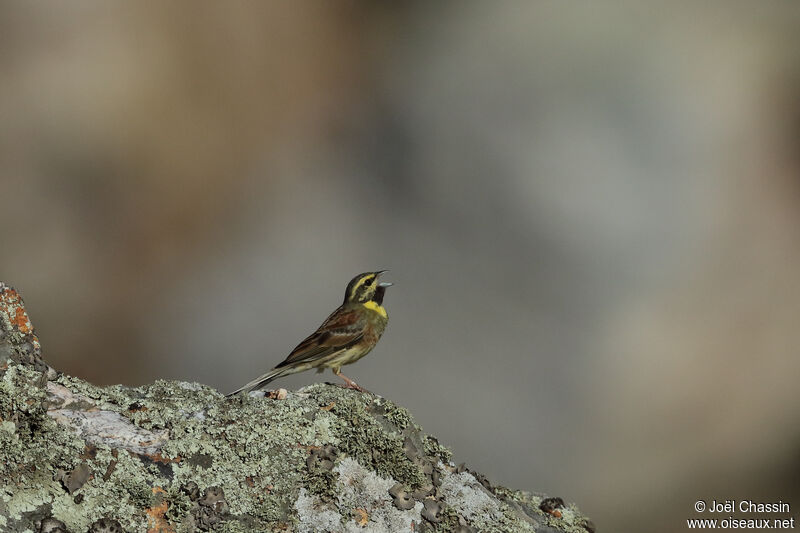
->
[376,270,393,287]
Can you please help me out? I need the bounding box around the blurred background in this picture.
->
[2,1,800,531]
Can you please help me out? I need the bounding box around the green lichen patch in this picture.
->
[305,385,429,490]
[423,435,453,464]
[381,402,419,432]
[0,364,85,486]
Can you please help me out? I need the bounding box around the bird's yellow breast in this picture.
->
[362,301,388,319]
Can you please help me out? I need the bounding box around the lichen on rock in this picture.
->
[0,282,593,532]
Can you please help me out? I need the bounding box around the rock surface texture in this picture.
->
[0,282,594,533]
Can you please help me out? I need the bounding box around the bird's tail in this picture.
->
[226,368,286,397]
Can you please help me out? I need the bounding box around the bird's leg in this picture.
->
[333,369,368,393]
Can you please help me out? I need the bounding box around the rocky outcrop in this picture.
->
[0,282,593,533]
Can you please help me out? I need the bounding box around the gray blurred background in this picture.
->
[2,2,800,531]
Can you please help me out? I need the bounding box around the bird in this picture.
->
[226,271,392,396]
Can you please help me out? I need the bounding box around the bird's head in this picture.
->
[344,270,393,304]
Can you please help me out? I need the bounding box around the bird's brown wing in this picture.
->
[275,307,366,368]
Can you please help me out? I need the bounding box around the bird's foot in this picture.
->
[336,373,369,393]
[342,382,369,393]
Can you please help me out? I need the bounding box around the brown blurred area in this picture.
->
[2,2,800,531]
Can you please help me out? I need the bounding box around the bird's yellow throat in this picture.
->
[362,301,388,319]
